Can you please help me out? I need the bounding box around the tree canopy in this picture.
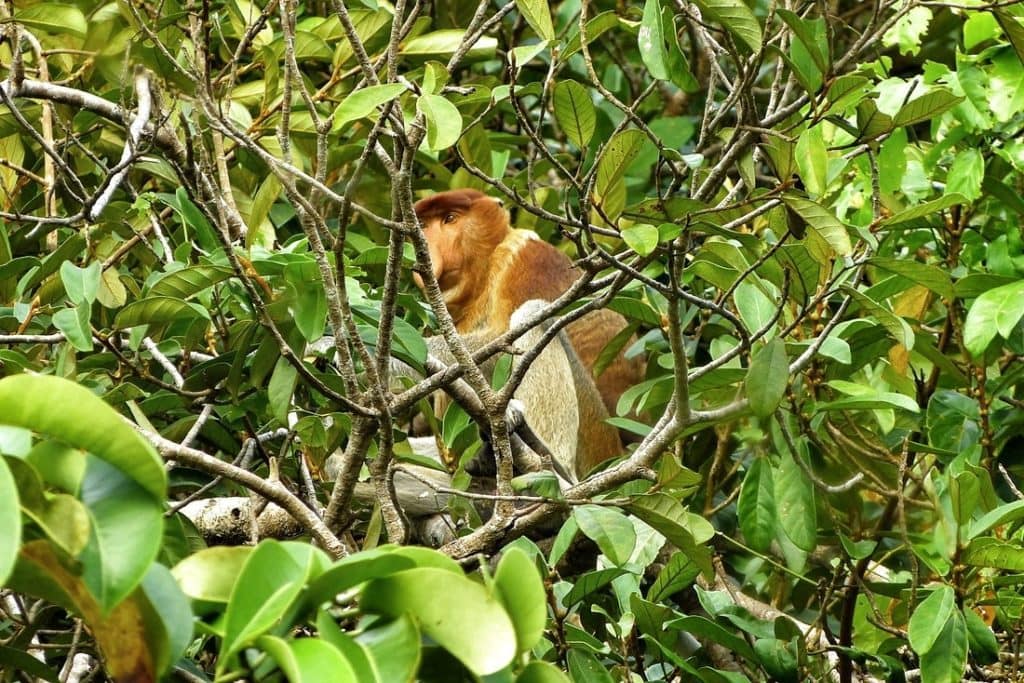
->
[2,0,1024,681]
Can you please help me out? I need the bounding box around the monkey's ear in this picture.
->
[493,197,505,207]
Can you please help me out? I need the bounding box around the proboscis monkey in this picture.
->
[413,189,643,475]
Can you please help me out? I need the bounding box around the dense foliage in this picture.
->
[2,0,1024,681]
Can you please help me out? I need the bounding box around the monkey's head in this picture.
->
[412,189,509,297]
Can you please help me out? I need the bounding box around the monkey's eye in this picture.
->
[442,212,458,224]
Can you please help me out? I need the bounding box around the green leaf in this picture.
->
[994,9,1024,66]
[517,660,571,683]
[970,499,1024,539]
[594,129,647,218]
[0,375,165,499]
[795,125,828,197]
[261,635,358,683]
[114,297,210,329]
[515,0,555,41]
[149,266,233,299]
[963,607,999,665]
[841,287,915,349]
[782,196,852,256]
[172,546,253,603]
[892,88,963,128]
[746,339,788,417]
[333,83,406,131]
[401,30,498,58]
[52,304,93,352]
[908,585,955,654]
[0,457,19,585]
[927,390,979,453]
[775,452,816,552]
[639,0,670,80]
[945,149,984,202]
[567,649,615,683]
[417,93,463,151]
[138,563,194,675]
[361,567,517,676]
[79,457,165,612]
[493,547,547,654]
[268,357,299,425]
[819,380,920,413]
[285,259,328,342]
[962,538,1024,571]
[306,549,415,608]
[691,0,762,52]
[882,6,932,56]
[628,493,713,574]
[963,279,1024,356]
[622,223,660,256]
[573,504,636,566]
[552,80,595,148]
[776,10,829,74]
[868,257,953,300]
[222,541,313,658]
[880,194,967,230]
[562,568,627,606]
[647,551,701,603]
[919,608,968,683]
[737,457,775,553]
[60,261,100,305]
[12,3,87,37]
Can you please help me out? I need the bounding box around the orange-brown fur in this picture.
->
[413,189,644,474]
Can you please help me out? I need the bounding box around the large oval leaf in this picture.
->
[0,375,165,499]
[114,296,210,329]
[552,80,595,149]
[493,547,547,654]
[417,94,463,151]
[361,567,516,676]
[0,457,19,584]
[333,83,407,131]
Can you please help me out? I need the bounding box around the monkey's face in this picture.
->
[412,191,509,296]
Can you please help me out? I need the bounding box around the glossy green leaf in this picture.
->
[333,83,406,131]
[639,0,670,79]
[737,457,775,553]
[647,551,701,602]
[562,567,627,606]
[139,563,194,675]
[0,457,19,585]
[316,613,382,683]
[261,635,358,683]
[222,540,312,658]
[401,30,498,58]
[268,357,299,425]
[417,93,463,151]
[0,375,165,499]
[567,649,615,683]
[622,223,660,256]
[909,585,955,654]
[305,548,415,607]
[963,607,999,664]
[775,452,816,552]
[515,0,555,41]
[114,297,210,329]
[52,304,93,352]
[13,3,87,37]
[962,538,1024,571]
[892,88,962,127]
[841,287,915,349]
[172,546,253,603]
[777,9,829,74]
[782,196,853,256]
[919,607,967,683]
[734,280,776,334]
[746,339,788,417]
[517,660,571,683]
[868,257,953,299]
[970,499,1024,539]
[60,261,100,305]
[927,390,979,453]
[573,504,636,566]
[79,457,165,612]
[946,148,984,202]
[691,0,762,52]
[493,547,546,654]
[9,456,89,557]
[149,266,233,299]
[552,79,595,148]
[963,279,1024,356]
[361,567,516,676]
[355,614,421,683]
[285,259,328,342]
